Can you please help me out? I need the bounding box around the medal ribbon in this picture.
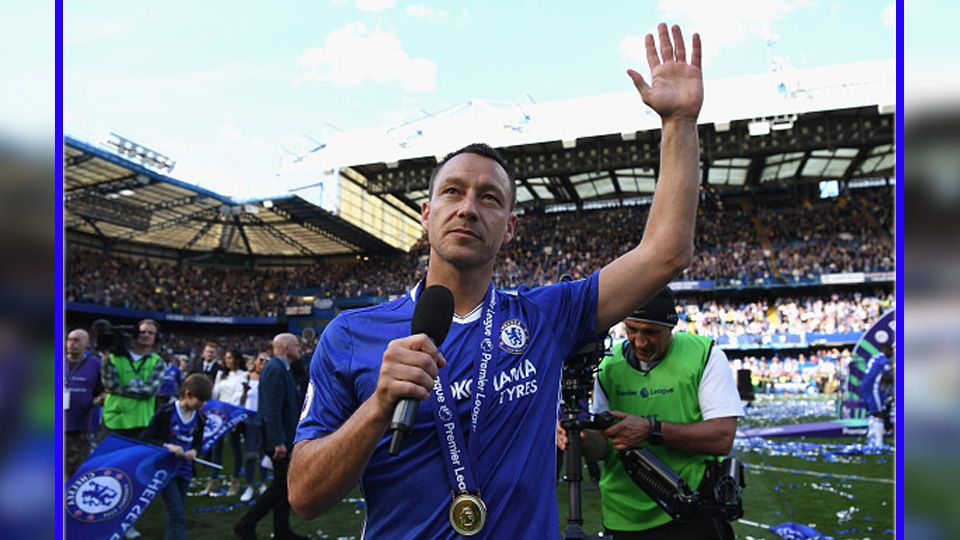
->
[430,282,499,495]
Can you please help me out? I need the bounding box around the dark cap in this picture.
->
[626,287,678,327]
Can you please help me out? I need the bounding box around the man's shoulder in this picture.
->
[336,294,413,323]
[510,272,599,305]
[262,357,283,372]
[320,294,413,342]
[84,352,102,367]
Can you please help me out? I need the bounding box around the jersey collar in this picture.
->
[409,282,484,324]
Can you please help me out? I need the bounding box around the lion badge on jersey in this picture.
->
[499,319,529,355]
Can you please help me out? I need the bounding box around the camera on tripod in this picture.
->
[92,319,138,355]
[560,340,615,429]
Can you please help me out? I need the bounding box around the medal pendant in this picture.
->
[449,492,487,536]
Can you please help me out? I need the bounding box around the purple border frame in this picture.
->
[51,4,905,538]
[55,0,64,537]
[894,0,904,537]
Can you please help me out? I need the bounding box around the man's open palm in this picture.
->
[628,23,703,122]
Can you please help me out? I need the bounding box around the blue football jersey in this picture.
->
[169,402,199,480]
[296,273,600,539]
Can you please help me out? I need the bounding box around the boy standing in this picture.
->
[141,374,213,540]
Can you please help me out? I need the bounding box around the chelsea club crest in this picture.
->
[66,468,133,522]
[203,409,227,439]
[499,319,529,355]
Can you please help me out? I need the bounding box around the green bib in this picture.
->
[596,333,714,532]
[102,352,161,430]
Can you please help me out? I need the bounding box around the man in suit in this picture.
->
[190,341,222,383]
[233,334,307,540]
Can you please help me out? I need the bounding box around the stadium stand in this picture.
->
[67,187,893,315]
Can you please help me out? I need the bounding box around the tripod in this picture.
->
[558,335,611,539]
[559,398,614,540]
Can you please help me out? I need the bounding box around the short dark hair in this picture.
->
[428,143,516,210]
[181,373,213,401]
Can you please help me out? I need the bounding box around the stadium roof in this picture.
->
[64,60,895,259]
[64,136,400,258]
[291,60,895,213]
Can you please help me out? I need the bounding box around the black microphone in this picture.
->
[388,284,454,456]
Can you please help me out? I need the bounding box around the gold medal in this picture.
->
[449,492,487,536]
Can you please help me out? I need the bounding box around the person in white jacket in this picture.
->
[239,352,270,501]
[203,349,248,496]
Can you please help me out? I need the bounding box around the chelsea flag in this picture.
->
[65,435,177,540]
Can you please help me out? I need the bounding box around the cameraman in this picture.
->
[100,319,168,440]
[558,288,743,539]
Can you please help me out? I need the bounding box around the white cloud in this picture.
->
[297,22,437,93]
[881,3,896,29]
[355,0,395,12]
[405,4,449,21]
[619,0,809,69]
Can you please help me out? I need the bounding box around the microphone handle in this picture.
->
[387,336,439,456]
[388,399,420,456]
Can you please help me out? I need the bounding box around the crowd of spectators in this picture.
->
[66,250,288,317]
[676,292,895,339]
[729,348,854,394]
[66,187,894,317]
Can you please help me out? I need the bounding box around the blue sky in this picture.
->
[62,0,897,199]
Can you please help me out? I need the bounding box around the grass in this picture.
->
[132,395,894,539]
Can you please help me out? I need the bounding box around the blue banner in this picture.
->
[200,400,253,455]
[65,435,178,540]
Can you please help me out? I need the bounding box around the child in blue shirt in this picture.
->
[141,374,212,540]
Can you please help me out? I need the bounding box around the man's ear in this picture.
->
[421,201,431,235]
[502,213,518,246]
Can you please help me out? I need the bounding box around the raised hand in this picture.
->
[627,23,703,122]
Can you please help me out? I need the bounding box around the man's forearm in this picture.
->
[595,116,700,330]
[289,396,391,519]
[659,417,737,456]
[641,116,700,269]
